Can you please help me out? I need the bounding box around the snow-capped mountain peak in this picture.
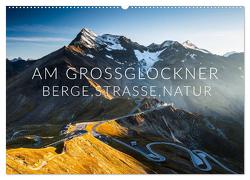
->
[75,28,98,48]
[70,28,126,51]
[223,51,238,57]
[182,40,210,54]
[10,57,25,62]
[160,40,176,48]
[80,28,97,37]
[182,40,198,49]
[70,28,217,58]
[9,57,34,62]
[147,40,177,51]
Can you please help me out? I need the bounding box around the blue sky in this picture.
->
[7,7,244,59]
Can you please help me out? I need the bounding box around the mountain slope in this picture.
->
[6,28,244,174]
[7,133,147,174]
[88,105,243,173]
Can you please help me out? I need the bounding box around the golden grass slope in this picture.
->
[87,77,113,100]
[95,120,127,137]
[6,133,147,174]
[85,120,127,137]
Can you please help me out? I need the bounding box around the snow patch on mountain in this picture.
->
[86,54,94,58]
[190,53,197,59]
[99,34,126,51]
[115,60,124,65]
[134,49,165,70]
[105,54,114,59]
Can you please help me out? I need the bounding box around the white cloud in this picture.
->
[7,36,71,42]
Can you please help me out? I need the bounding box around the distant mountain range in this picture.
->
[7,28,244,119]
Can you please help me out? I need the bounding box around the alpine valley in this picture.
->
[6,28,244,174]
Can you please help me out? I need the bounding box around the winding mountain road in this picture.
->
[91,100,237,174]
[9,100,237,173]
